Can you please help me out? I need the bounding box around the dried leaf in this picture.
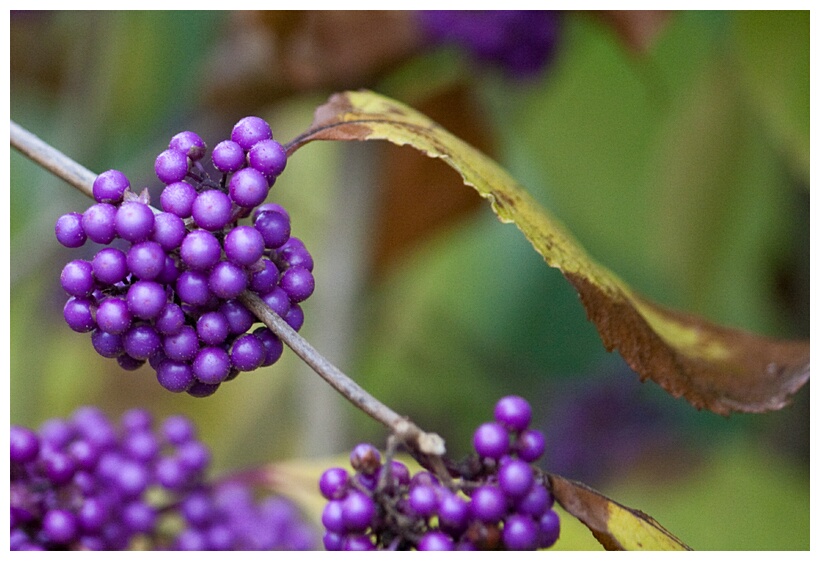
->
[549,474,690,550]
[288,90,809,415]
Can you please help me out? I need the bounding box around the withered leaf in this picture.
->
[549,473,691,550]
[287,89,809,415]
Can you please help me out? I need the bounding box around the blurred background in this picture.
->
[9,10,809,550]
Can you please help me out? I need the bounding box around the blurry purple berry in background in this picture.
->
[419,10,562,80]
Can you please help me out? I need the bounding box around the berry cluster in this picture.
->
[55,117,315,396]
[318,395,560,550]
[420,11,561,79]
[10,408,316,551]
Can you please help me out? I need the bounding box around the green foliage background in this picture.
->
[9,11,809,549]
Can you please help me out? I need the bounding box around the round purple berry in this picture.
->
[155,148,190,184]
[160,181,197,218]
[537,510,561,548]
[60,259,95,297]
[224,225,265,266]
[208,260,248,299]
[196,311,229,346]
[418,531,454,551]
[42,509,79,544]
[126,240,166,280]
[63,296,96,332]
[516,428,546,462]
[231,116,272,151]
[96,297,132,334]
[150,212,187,251]
[176,270,212,306]
[247,138,287,177]
[230,333,266,371]
[191,189,232,231]
[115,201,155,243]
[503,513,539,550]
[10,426,40,463]
[91,247,127,285]
[92,169,130,204]
[193,346,231,384]
[123,324,162,360]
[180,229,222,271]
[494,395,532,432]
[82,202,118,244]
[341,490,375,532]
[169,131,206,161]
[473,422,509,459]
[319,467,349,500]
[254,327,284,366]
[126,280,167,320]
[229,167,269,208]
[162,325,200,362]
[498,458,534,499]
[55,212,87,248]
[254,209,291,249]
[211,140,245,173]
[469,485,507,523]
[279,266,314,303]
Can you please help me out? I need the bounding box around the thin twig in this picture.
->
[9,118,446,459]
[10,120,96,198]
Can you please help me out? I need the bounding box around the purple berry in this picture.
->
[208,260,248,299]
[91,328,124,358]
[502,514,539,550]
[163,325,200,362]
[196,311,229,346]
[92,169,130,204]
[126,280,167,320]
[160,181,197,218]
[55,212,87,248]
[155,148,190,184]
[176,270,212,306]
[96,297,132,334]
[276,237,313,271]
[319,467,349,500]
[63,296,96,332]
[60,259,95,297]
[193,346,231,384]
[169,131,206,161]
[341,490,375,532]
[155,302,185,335]
[284,303,305,332]
[126,241,166,280]
[515,482,552,517]
[279,266,314,303]
[123,324,162,360]
[211,140,245,173]
[515,429,545,462]
[469,485,507,523]
[82,203,118,244]
[42,509,79,544]
[228,168,269,208]
[253,203,290,222]
[537,510,560,548]
[230,334,266,371]
[219,300,255,334]
[253,328,283,366]
[254,210,291,249]
[409,484,439,517]
[473,422,509,459]
[494,395,532,432]
[91,247,128,285]
[231,116,272,151]
[150,212,187,251]
[115,201,155,243]
[498,458,534,499]
[247,138,287,177]
[180,229,222,271]
[418,531,454,551]
[224,225,264,266]
[261,286,291,317]
[191,190,232,231]
[10,426,40,463]
[248,259,279,294]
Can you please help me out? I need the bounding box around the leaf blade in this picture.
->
[289,89,809,415]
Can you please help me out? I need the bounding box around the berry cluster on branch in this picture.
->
[318,395,560,550]
[10,408,316,551]
[55,117,315,397]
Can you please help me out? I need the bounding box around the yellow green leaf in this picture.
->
[549,474,690,550]
[288,89,809,415]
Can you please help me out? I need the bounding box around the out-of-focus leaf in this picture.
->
[549,474,690,550]
[730,11,809,182]
[288,89,809,415]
